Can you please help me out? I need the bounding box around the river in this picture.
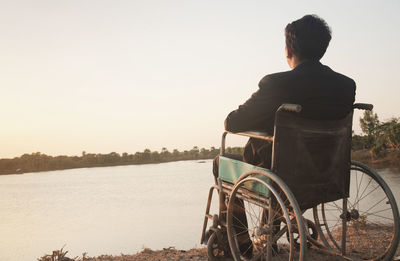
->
[0,160,399,261]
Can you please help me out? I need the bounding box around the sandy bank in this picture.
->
[38,245,400,261]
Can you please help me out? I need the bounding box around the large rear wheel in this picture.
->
[313,161,400,260]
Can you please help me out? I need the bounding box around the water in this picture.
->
[0,160,218,261]
[0,160,399,261]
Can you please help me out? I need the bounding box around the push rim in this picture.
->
[227,173,305,261]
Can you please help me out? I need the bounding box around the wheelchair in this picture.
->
[200,103,400,261]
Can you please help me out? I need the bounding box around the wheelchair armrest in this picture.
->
[234,131,274,142]
[220,104,300,155]
[221,131,273,155]
[353,103,373,111]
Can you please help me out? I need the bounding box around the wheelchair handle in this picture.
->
[277,103,302,113]
[220,131,273,155]
[353,103,373,111]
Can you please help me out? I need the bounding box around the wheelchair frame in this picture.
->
[200,103,400,261]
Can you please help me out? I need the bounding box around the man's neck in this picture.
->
[290,57,310,69]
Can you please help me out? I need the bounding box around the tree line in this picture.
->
[1,111,398,175]
[0,146,244,175]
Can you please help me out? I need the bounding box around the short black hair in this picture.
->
[285,15,332,60]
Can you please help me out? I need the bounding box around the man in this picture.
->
[213,14,355,175]
[212,14,356,257]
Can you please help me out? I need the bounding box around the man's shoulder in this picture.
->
[258,70,294,88]
[259,64,356,89]
[327,66,356,86]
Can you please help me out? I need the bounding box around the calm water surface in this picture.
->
[0,160,399,261]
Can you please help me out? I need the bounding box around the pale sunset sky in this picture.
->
[1,0,399,158]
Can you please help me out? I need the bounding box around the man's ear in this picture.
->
[285,45,293,58]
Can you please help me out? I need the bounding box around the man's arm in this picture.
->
[224,77,279,133]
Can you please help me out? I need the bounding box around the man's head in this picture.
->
[285,15,331,67]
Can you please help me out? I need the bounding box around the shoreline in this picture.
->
[351,149,400,170]
[1,158,212,176]
[0,158,214,176]
[1,150,399,176]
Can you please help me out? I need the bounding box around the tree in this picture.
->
[200,148,208,158]
[359,110,381,149]
[172,149,180,158]
[358,111,400,157]
[122,152,129,163]
[151,151,160,161]
[142,149,151,162]
[360,110,380,136]
[160,147,171,161]
[352,134,369,150]
[381,118,400,150]
[190,146,200,159]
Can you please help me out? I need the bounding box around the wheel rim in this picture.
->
[313,161,400,260]
[227,175,304,261]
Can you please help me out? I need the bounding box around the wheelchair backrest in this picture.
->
[271,110,353,210]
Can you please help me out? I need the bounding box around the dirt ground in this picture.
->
[49,245,400,261]
[86,247,341,261]
[39,225,400,261]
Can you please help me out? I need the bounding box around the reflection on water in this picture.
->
[0,161,398,261]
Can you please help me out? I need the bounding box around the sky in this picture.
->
[1,0,400,158]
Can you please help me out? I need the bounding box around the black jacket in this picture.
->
[225,61,356,167]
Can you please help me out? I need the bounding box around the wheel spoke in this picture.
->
[233,228,250,237]
[362,207,393,216]
[354,176,373,205]
[241,241,253,257]
[352,185,380,208]
[328,201,343,211]
[233,213,249,231]
[359,211,394,221]
[362,196,388,214]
